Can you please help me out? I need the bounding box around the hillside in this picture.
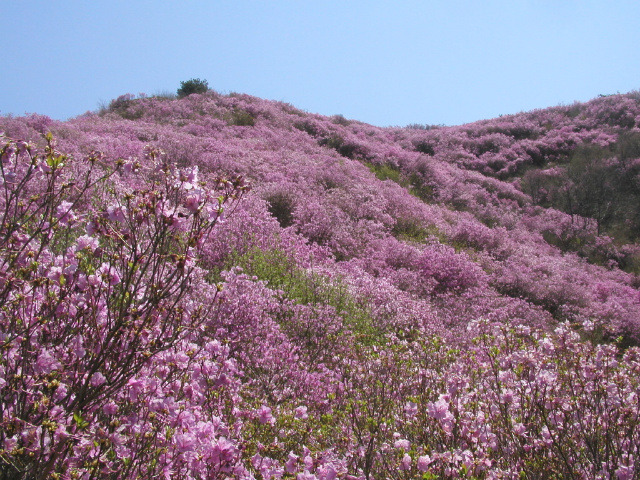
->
[1,90,640,478]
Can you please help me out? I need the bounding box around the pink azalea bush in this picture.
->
[0,135,249,478]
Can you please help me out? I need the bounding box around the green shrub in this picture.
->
[405,123,442,130]
[374,164,402,183]
[226,108,255,126]
[392,217,436,242]
[319,135,364,159]
[104,94,144,120]
[293,120,320,137]
[151,90,177,100]
[408,173,435,202]
[413,140,435,155]
[177,78,209,98]
[365,162,405,184]
[265,192,295,227]
[331,114,350,126]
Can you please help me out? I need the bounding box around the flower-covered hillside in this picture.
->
[1,90,640,479]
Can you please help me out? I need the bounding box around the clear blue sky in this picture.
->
[1,1,639,127]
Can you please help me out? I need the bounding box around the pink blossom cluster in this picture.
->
[0,135,250,478]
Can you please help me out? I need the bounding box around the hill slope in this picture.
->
[1,91,640,478]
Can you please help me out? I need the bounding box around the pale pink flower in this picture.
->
[513,423,526,436]
[616,465,634,480]
[428,394,452,421]
[76,235,99,252]
[399,453,412,470]
[257,405,275,425]
[417,455,432,471]
[317,464,338,480]
[184,192,202,213]
[394,438,410,450]
[297,471,317,480]
[97,263,121,286]
[404,401,418,418]
[285,452,299,473]
[56,201,76,226]
[89,372,106,386]
[294,405,309,420]
[107,205,127,223]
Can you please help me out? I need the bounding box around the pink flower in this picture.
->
[294,405,309,420]
[210,436,237,463]
[175,433,195,453]
[297,471,317,480]
[616,465,635,480]
[107,205,127,223]
[103,402,118,415]
[86,219,99,235]
[34,350,61,374]
[184,193,202,213]
[501,390,514,403]
[97,263,121,286]
[394,438,410,450]
[285,452,299,473]
[46,266,63,283]
[257,405,275,425]
[428,394,454,434]
[417,455,432,471]
[127,378,145,402]
[76,235,99,252]
[56,201,76,226]
[3,436,17,452]
[399,453,412,470]
[513,423,526,436]
[122,159,140,174]
[89,372,106,386]
[178,166,199,190]
[317,464,338,480]
[428,394,452,421]
[404,401,418,418]
[303,455,314,470]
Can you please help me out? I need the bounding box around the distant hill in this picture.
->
[1,89,640,478]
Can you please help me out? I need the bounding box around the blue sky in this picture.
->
[1,1,639,127]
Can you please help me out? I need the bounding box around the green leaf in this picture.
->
[46,154,66,169]
[73,411,90,429]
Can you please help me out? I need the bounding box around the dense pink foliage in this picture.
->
[1,90,640,478]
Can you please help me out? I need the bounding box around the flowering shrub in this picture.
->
[418,242,487,293]
[0,135,248,478]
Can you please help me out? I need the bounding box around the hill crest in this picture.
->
[1,88,640,478]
